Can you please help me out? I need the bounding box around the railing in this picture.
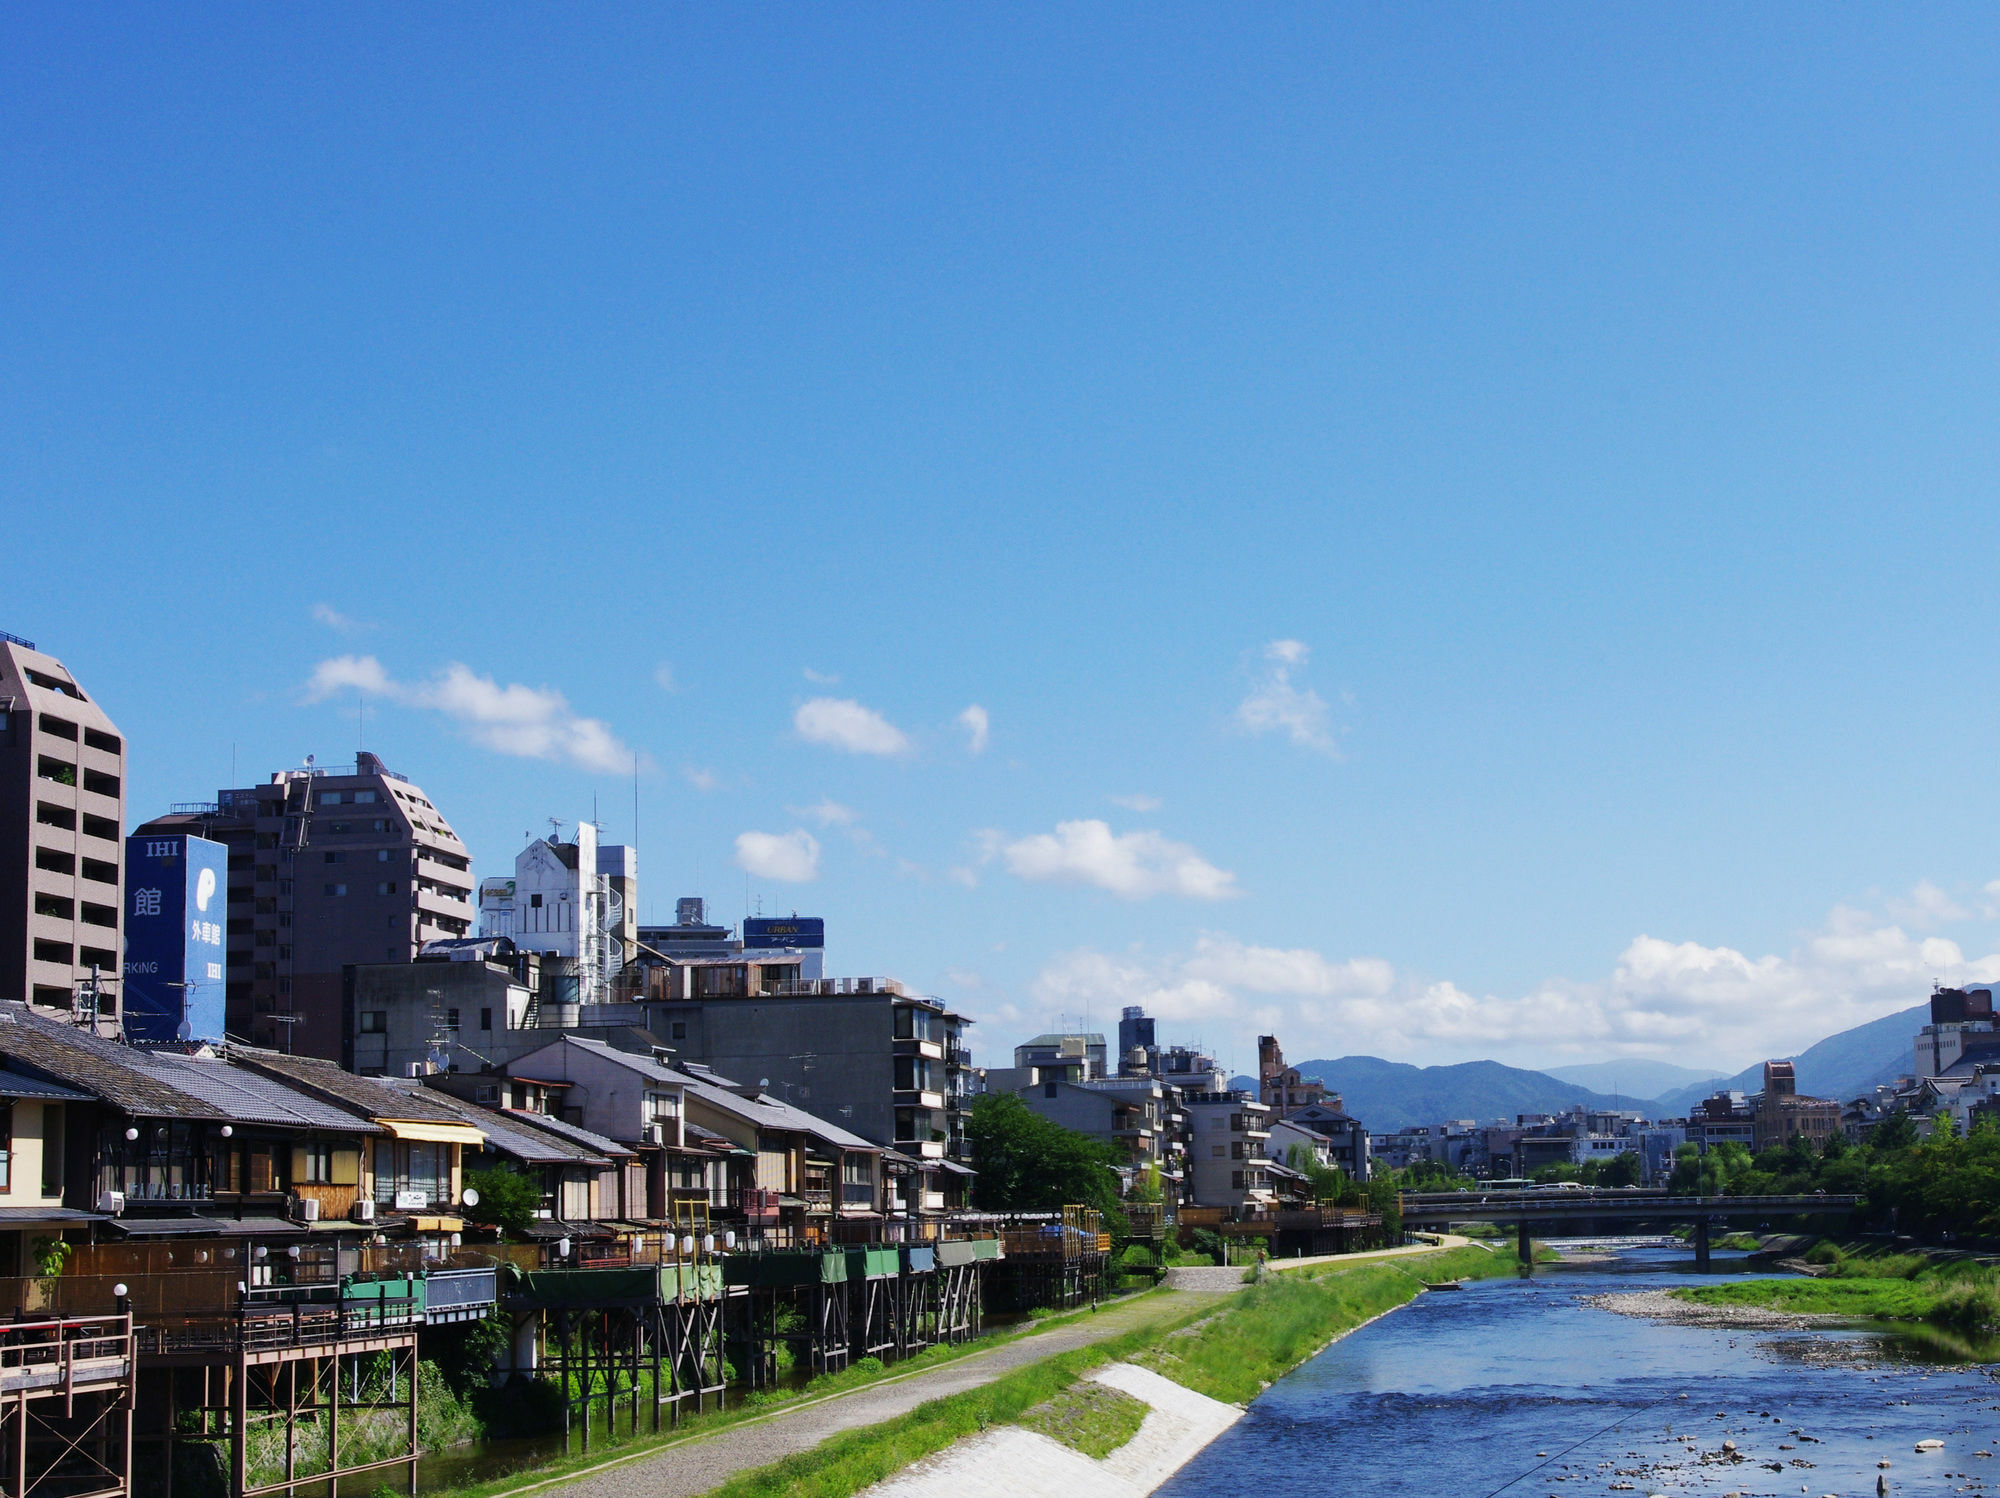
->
[1398,1191,1860,1219]
[0,1313,132,1393]
[138,1296,422,1357]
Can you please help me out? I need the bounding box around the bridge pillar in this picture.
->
[1516,1219,1532,1272]
[1692,1219,1711,1271]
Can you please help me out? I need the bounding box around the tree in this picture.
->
[1595,1151,1643,1188]
[1871,1109,1919,1152]
[965,1094,1122,1219]
[461,1167,542,1236]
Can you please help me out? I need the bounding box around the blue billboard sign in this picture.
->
[123,833,228,1044]
[744,915,824,950]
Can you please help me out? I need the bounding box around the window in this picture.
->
[359,1011,387,1034]
[480,1007,492,1031]
[323,851,344,864]
[32,940,71,965]
[37,756,76,786]
[529,893,542,908]
[1045,1082,1059,1099]
[1232,1170,1244,1190]
[80,857,116,884]
[318,792,343,807]
[377,882,396,895]
[79,946,115,971]
[37,714,77,740]
[83,728,120,755]
[669,1020,687,1040]
[373,820,389,832]
[324,883,347,897]
[82,770,118,798]
[1212,1144,1225,1158]
[81,814,116,841]
[1231,1140,1244,1159]
[80,902,115,927]
[40,1106,62,1196]
[25,669,83,700]
[35,803,74,831]
[0,1102,12,1191]
[34,893,74,920]
[353,790,377,803]
[297,1140,334,1184]
[475,1084,499,1103]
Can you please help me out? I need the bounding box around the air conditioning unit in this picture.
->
[97,1190,125,1216]
[296,1198,322,1223]
[351,1199,376,1223]
[643,1122,666,1146]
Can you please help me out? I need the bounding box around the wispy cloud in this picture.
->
[958,704,990,755]
[791,799,858,827]
[734,828,821,882]
[803,667,840,685]
[303,655,637,773]
[652,663,678,693]
[1110,793,1162,812]
[795,697,910,756]
[311,603,367,633]
[1237,638,1338,755]
[996,819,1238,901]
[683,766,720,793]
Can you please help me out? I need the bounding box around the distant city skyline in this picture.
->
[10,9,2000,1075]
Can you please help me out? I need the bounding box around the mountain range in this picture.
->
[1230,1001,1927,1132]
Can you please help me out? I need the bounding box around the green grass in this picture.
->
[1017,1381,1149,1459]
[1675,1254,2000,1333]
[704,1243,1517,1498]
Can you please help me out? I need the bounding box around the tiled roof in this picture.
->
[504,1107,636,1159]
[129,1051,379,1132]
[0,1004,225,1119]
[231,1051,468,1124]
[418,1091,608,1166]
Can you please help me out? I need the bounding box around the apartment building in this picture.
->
[0,634,126,1032]
[1183,1092,1273,1208]
[476,821,635,1006]
[134,751,473,1056]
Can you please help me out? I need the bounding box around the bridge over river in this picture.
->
[1397,1190,1859,1268]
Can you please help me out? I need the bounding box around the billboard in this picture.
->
[744,915,824,950]
[124,833,228,1044]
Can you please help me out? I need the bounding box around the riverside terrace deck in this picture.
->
[1397,1189,1861,1267]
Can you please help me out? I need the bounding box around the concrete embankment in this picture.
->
[858,1364,1241,1498]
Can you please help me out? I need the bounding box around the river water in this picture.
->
[1157,1241,2000,1498]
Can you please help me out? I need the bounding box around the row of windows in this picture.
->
[33,803,118,841]
[35,757,120,798]
[315,789,381,807]
[322,882,402,897]
[34,846,117,882]
[36,713,121,755]
[32,939,117,969]
[32,893,117,926]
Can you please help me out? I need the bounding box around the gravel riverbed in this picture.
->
[1581,1287,1847,1331]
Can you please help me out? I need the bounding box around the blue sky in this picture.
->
[8,8,2000,1078]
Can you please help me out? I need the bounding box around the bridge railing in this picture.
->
[1398,1192,1858,1219]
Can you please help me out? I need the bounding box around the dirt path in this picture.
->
[497,1291,1206,1498]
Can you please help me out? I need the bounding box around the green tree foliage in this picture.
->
[965,1094,1122,1220]
[461,1167,542,1236]
[1670,1112,2000,1242]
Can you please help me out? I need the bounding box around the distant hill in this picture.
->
[1540,1059,1725,1098]
[1229,1057,1645,1133]
[1647,1002,1924,1116]
[1229,1003,1926,1132]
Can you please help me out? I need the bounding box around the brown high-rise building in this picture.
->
[0,633,126,1033]
[135,752,472,1057]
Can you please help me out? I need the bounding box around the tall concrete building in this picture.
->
[0,634,126,1032]
[134,751,472,1057]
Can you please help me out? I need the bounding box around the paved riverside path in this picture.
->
[501,1291,1211,1498]
[1164,1233,1477,1291]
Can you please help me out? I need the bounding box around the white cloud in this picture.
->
[1887,879,1969,929]
[311,603,365,632]
[1110,794,1162,812]
[958,704,990,755]
[999,819,1238,901]
[795,697,910,756]
[734,828,821,882]
[652,663,677,693]
[946,866,980,889]
[1236,638,1338,755]
[303,655,637,773]
[803,667,840,685]
[1025,898,2000,1072]
[683,766,720,793]
[792,799,858,827]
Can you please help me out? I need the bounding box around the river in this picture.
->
[1157,1240,2000,1498]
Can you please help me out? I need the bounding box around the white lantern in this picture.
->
[286,1245,301,1260]
[702,1234,715,1254]
[124,1127,139,1142]
[556,1237,571,1256]
[680,1234,695,1255]
[219,1125,233,1138]
[461,1187,480,1208]
[113,1282,128,1299]
[723,1230,737,1249]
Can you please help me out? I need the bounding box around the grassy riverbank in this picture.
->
[1673,1251,2000,1333]
[707,1242,1524,1498]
